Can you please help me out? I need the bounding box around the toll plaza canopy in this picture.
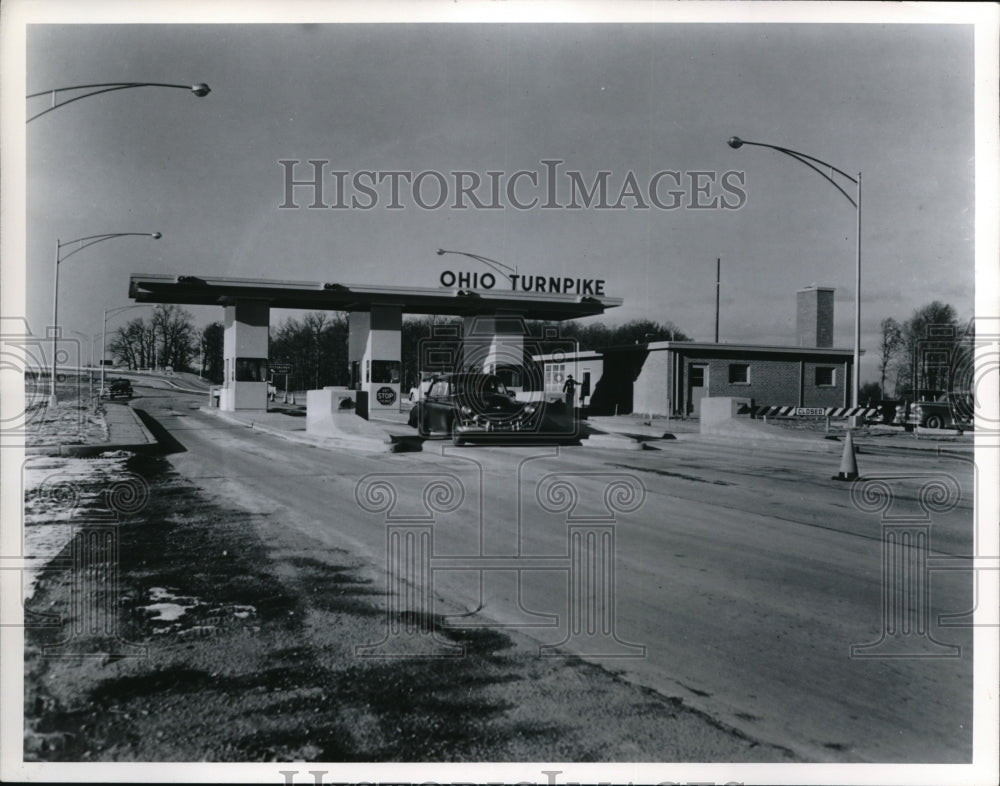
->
[128,273,622,412]
[128,274,622,321]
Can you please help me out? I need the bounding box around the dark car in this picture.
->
[866,399,903,426]
[103,378,133,400]
[894,394,969,431]
[408,372,575,445]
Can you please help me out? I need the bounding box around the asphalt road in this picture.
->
[133,384,975,763]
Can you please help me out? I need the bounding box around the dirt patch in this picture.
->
[24,454,797,763]
[24,378,107,447]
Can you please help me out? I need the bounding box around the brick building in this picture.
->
[535,286,856,417]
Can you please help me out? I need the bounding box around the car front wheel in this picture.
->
[925,414,944,429]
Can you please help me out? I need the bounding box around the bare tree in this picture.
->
[878,317,904,397]
[301,312,329,390]
[152,304,196,371]
[900,301,959,397]
[109,306,197,372]
[110,317,155,369]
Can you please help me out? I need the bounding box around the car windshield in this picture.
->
[453,375,508,396]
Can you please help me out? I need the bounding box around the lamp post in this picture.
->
[49,232,160,407]
[727,136,862,408]
[27,82,210,123]
[69,330,99,398]
[435,248,517,285]
[100,304,156,396]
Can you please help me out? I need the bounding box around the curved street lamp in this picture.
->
[727,136,862,408]
[436,248,517,284]
[27,81,210,123]
[50,232,161,407]
[70,330,101,398]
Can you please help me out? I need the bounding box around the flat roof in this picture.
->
[534,340,857,361]
[129,274,622,321]
[635,340,856,355]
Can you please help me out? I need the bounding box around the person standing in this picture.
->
[562,374,578,408]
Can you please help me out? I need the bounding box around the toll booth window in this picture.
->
[495,365,523,389]
[371,360,401,384]
[728,364,750,384]
[429,380,450,397]
[235,358,268,382]
[815,367,836,387]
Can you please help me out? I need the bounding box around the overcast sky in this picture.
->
[20,12,981,382]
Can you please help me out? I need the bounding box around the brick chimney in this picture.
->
[796,286,834,347]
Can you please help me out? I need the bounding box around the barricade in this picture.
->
[736,403,879,419]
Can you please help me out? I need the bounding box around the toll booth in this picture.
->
[348,304,402,415]
[462,314,527,391]
[221,299,269,411]
[128,274,622,416]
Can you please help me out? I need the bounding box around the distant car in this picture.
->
[102,378,133,400]
[408,372,575,445]
[866,399,903,426]
[895,395,968,430]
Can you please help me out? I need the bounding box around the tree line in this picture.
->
[190,313,691,390]
[865,300,973,403]
[113,301,974,405]
[108,304,199,373]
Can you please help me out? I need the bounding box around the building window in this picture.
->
[545,362,566,394]
[815,367,836,387]
[234,357,268,382]
[371,360,401,384]
[728,363,750,384]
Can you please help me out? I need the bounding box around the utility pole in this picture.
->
[715,257,721,343]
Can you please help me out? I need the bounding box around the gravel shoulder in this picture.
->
[23,452,797,763]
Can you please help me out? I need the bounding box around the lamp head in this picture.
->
[436,249,447,255]
[151,232,162,240]
[727,136,744,149]
[191,83,211,97]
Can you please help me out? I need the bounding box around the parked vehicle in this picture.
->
[894,393,969,431]
[866,399,903,426]
[408,372,576,444]
[102,378,133,400]
[408,377,434,403]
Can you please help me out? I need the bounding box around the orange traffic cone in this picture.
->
[832,430,859,481]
